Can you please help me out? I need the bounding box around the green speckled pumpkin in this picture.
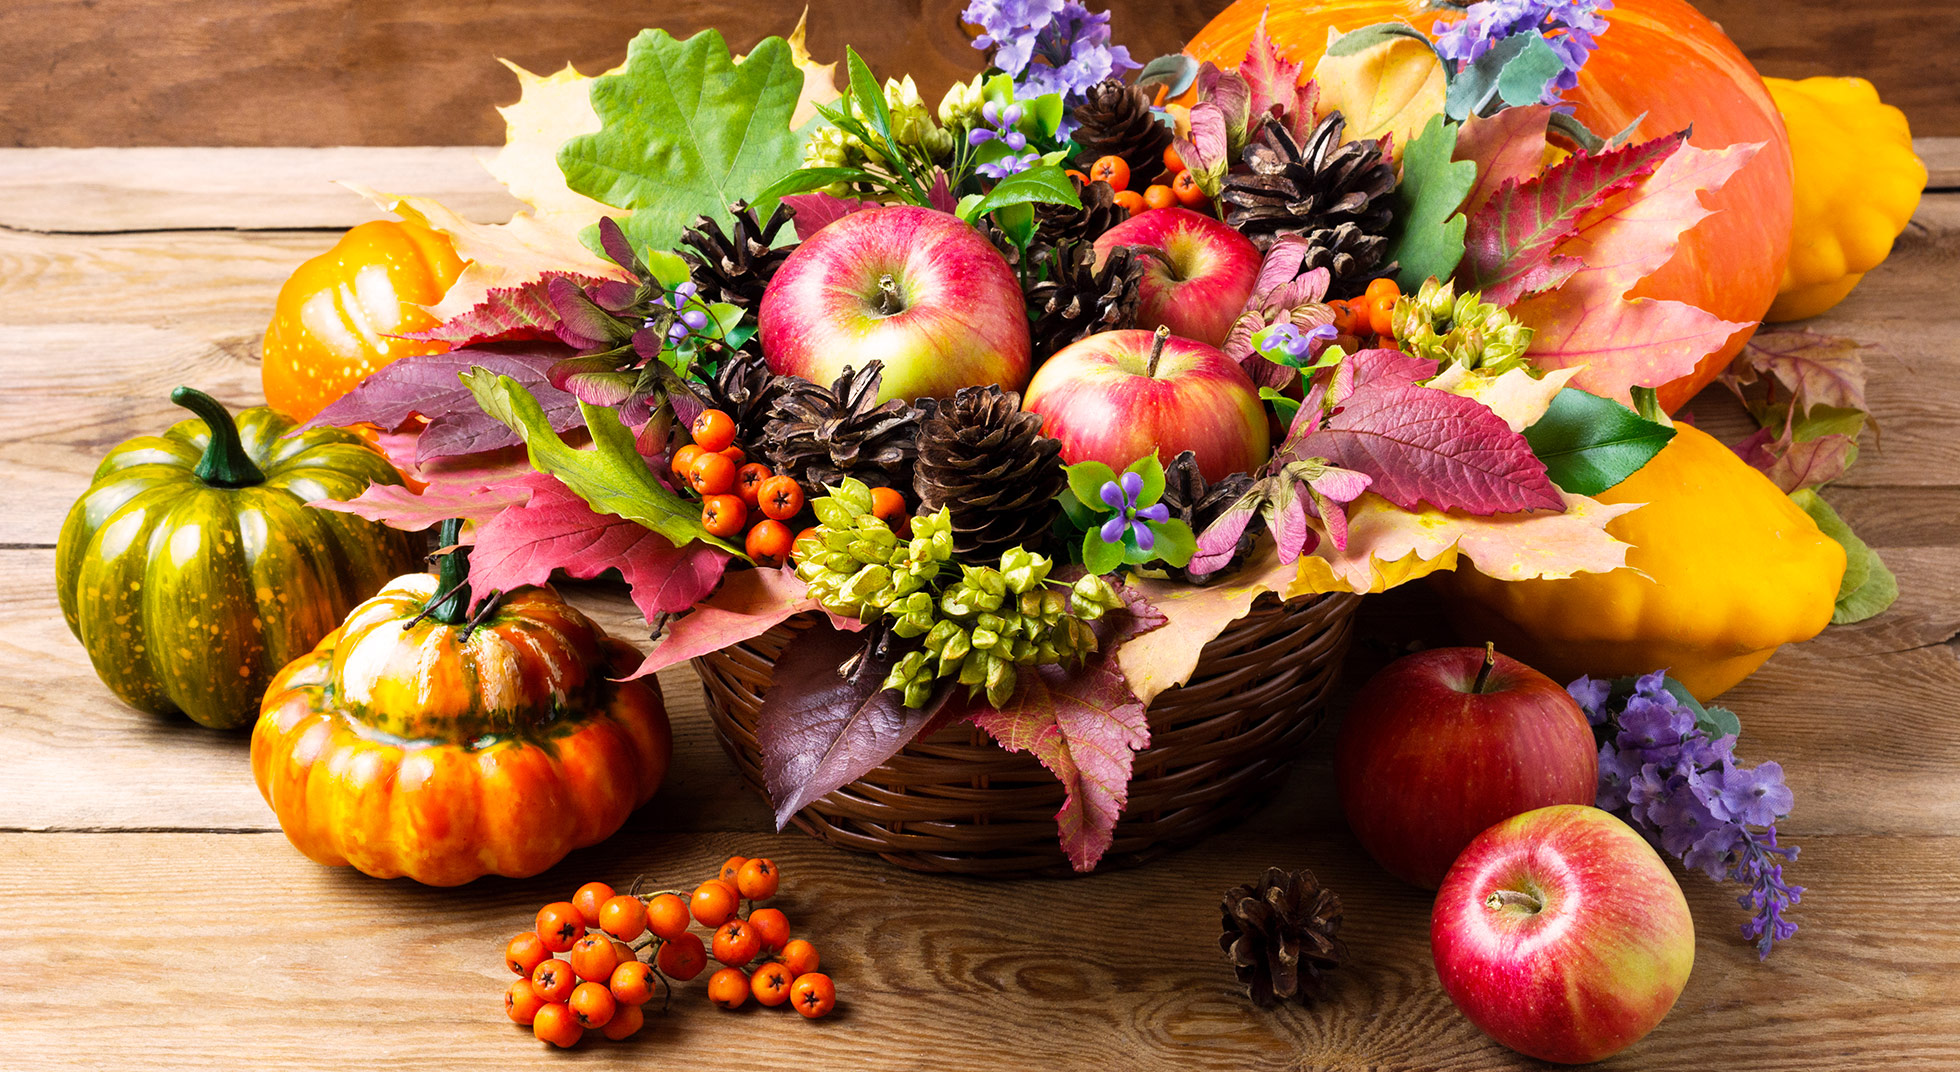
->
[55,387,420,728]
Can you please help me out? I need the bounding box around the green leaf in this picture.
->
[1328,22,1438,57]
[963,165,1082,221]
[845,47,892,147]
[1698,704,1742,743]
[558,29,804,254]
[1144,518,1196,568]
[755,166,882,202]
[1444,33,1561,120]
[1386,114,1476,290]
[1135,53,1199,99]
[1081,528,1124,574]
[645,249,691,289]
[1065,459,1120,510]
[1260,387,1302,428]
[1790,488,1899,625]
[1495,33,1565,111]
[463,370,740,555]
[1523,388,1677,495]
[1126,451,1166,507]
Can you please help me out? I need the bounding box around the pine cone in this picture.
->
[695,351,798,445]
[1220,867,1346,1007]
[913,385,1065,563]
[1026,240,1146,363]
[678,200,798,314]
[758,363,924,493]
[1159,451,1258,583]
[1073,79,1173,188]
[1222,113,1398,298]
[1033,180,1130,251]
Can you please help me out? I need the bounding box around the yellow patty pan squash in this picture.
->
[1764,76,1926,322]
[252,528,671,886]
[1433,423,1845,700]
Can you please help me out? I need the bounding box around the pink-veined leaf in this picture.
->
[782,192,875,240]
[314,479,530,530]
[1294,379,1563,515]
[1724,330,1870,415]
[623,566,818,679]
[1452,104,1552,216]
[1736,428,1858,493]
[1462,130,1685,306]
[1348,347,1438,391]
[468,472,728,620]
[1240,14,1318,141]
[405,272,605,347]
[302,342,583,463]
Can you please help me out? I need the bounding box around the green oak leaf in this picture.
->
[1790,488,1898,624]
[1386,114,1476,290]
[558,29,803,255]
[464,370,740,555]
[1523,388,1677,495]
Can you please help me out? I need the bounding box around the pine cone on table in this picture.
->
[1159,450,1258,583]
[1221,113,1399,298]
[1220,867,1346,1007]
[913,385,1066,563]
[757,363,923,493]
[1072,78,1173,188]
[677,200,798,315]
[1026,240,1146,363]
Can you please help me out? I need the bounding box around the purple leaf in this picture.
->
[1192,487,1266,576]
[925,170,958,214]
[597,216,641,275]
[758,622,951,829]
[1263,478,1315,562]
[547,355,640,407]
[303,342,584,463]
[404,273,603,347]
[782,192,876,241]
[1294,380,1564,515]
[544,274,621,349]
[1349,347,1439,391]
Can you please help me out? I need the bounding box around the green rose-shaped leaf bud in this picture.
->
[1070,574,1123,619]
[1391,277,1534,372]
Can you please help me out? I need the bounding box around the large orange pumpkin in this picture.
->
[1185,0,1793,411]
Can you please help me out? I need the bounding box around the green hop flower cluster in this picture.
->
[937,75,986,131]
[883,552,1124,708]
[792,479,954,622]
[1391,278,1535,373]
[884,76,955,160]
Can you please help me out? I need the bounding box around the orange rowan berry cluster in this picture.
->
[669,409,806,564]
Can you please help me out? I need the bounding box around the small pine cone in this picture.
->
[1159,451,1258,583]
[758,363,924,493]
[1222,113,1398,298]
[913,385,1066,563]
[695,350,798,445]
[1033,180,1130,250]
[1072,79,1173,187]
[678,200,798,314]
[1220,867,1346,1007]
[1026,240,1146,363]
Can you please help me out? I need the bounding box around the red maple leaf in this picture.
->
[1239,14,1318,142]
[406,272,605,347]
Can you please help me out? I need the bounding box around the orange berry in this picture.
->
[758,476,805,521]
[656,932,707,981]
[1367,294,1395,337]
[645,893,691,942]
[719,856,749,886]
[568,932,620,983]
[737,462,773,506]
[536,902,585,953]
[532,1001,584,1048]
[720,445,747,469]
[1065,168,1091,186]
[610,939,636,967]
[868,487,906,524]
[701,493,747,538]
[609,959,658,1006]
[736,858,780,901]
[1163,144,1186,174]
[747,907,790,952]
[712,919,762,967]
[597,895,647,942]
[506,978,547,1025]
[691,408,737,453]
[1088,155,1131,192]
[780,938,820,978]
[670,444,702,481]
[600,1001,645,1041]
[707,967,750,1010]
[1364,276,1402,302]
[572,882,615,927]
[1172,168,1207,208]
[506,932,549,977]
[1142,183,1177,210]
[1111,189,1146,216]
[569,980,616,1029]
[751,962,794,1007]
[691,881,739,928]
[531,958,576,1004]
[790,972,837,1019]
[688,450,738,496]
[746,519,794,565]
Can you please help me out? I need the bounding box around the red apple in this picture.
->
[1336,645,1598,889]
[1432,805,1695,1064]
[759,205,1030,402]
[1023,327,1270,482]
[1093,207,1261,348]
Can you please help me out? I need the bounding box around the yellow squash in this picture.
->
[1764,76,1926,322]
[1433,423,1845,700]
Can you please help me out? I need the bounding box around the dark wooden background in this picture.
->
[2,0,1957,146]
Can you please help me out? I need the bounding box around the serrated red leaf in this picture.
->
[467,472,727,620]
[1463,130,1685,306]
[623,566,817,680]
[1452,104,1552,216]
[406,272,605,347]
[1296,380,1562,515]
[1240,14,1317,142]
[303,342,584,462]
[782,192,875,240]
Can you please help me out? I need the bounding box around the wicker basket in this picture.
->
[692,591,1362,877]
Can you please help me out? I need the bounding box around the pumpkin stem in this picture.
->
[171,387,266,488]
[425,518,475,626]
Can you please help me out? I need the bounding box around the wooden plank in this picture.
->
[0,148,520,233]
[2,826,1955,1071]
[1920,138,1960,189]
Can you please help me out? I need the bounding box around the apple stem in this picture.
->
[1146,325,1171,378]
[876,274,903,317]
[1472,641,1496,694]
[1485,889,1544,914]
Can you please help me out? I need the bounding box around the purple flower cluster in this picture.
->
[1432,0,1613,99]
[963,0,1138,107]
[1571,670,1803,958]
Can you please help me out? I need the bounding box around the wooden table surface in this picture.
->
[3,145,1957,1071]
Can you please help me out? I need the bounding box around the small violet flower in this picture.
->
[1097,471,1169,551]
[1260,321,1340,363]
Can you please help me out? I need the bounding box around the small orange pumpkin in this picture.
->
[251,526,670,886]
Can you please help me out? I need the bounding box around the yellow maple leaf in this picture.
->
[1311,29,1446,162]
[486,59,620,234]
[783,11,841,129]
[1117,546,1298,706]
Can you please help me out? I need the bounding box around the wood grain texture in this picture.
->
[1,0,1956,148]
